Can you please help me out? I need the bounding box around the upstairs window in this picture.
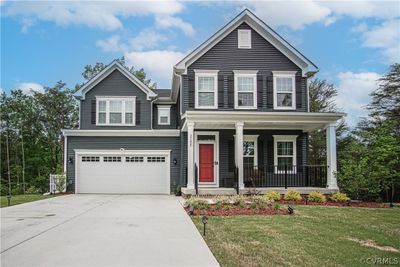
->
[158,105,171,125]
[96,97,136,126]
[238,29,251,49]
[273,71,296,110]
[234,71,257,109]
[195,70,218,109]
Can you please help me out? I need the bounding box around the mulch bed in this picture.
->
[277,200,389,208]
[186,207,289,216]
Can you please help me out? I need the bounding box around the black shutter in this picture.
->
[228,139,235,171]
[296,76,302,109]
[266,76,274,109]
[218,75,224,108]
[135,99,141,125]
[188,76,195,109]
[227,75,234,108]
[257,75,263,109]
[91,100,96,124]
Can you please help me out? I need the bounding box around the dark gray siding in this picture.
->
[80,69,152,130]
[182,22,307,113]
[153,104,179,129]
[66,136,181,193]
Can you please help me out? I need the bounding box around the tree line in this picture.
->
[1,60,399,201]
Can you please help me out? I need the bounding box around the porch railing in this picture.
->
[243,164,327,188]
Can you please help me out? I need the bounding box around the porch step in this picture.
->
[181,187,339,196]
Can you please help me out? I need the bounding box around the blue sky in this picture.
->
[1,1,399,126]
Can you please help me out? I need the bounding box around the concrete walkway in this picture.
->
[1,195,219,267]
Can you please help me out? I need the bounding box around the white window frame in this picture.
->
[157,105,171,125]
[234,70,258,109]
[273,71,296,110]
[96,96,136,126]
[273,135,297,174]
[238,29,251,49]
[194,70,219,109]
[243,135,258,167]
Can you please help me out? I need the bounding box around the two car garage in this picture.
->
[75,150,171,194]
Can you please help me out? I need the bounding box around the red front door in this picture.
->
[199,144,214,183]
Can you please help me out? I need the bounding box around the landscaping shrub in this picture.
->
[272,203,282,210]
[330,192,350,202]
[185,197,209,210]
[308,191,327,203]
[216,195,231,205]
[231,195,247,206]
[250,203,257,209]
[265,191,281,201]
[25,186,41,194]
[284,190,302,201]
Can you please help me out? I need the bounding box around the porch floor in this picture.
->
[181,187,339,196]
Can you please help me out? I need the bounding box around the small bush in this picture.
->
[259,202,267,210]
[253,195,273,206]
[308,191,327,203]
[185,197,209,210]
[330,192,350,203]
[272,203,282,210]
[25,186,41,194]
[265,191,281,201]
[284,190,302,201]
[231,195,247,206]
[250,202,257,209]
[216,195,231,205]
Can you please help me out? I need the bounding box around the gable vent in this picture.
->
[238,29,251,49]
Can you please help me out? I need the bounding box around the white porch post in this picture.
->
[187,122,195,190]
[326,123,339,189]
[235,122,245,189]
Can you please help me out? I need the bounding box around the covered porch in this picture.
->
[181,111,345,195]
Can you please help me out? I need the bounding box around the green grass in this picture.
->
[0,194,58,208]
[192,206,400,267]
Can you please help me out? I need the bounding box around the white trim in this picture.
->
[194,69,220,74]
[326,124,338,189]
[157,105,171,125]
[62,129,180,137]
[74,149,171,194]
[187,122,195,190]
[75,61,157,100]
[194,131,219,187]
[234,71,257,109]
[96,96,136,126]
[243,135,259,167]
[195,71,218,109]
[238,29,251,49]
[273,72,296,110]
[273,135,297,174]
[63,136,67,174]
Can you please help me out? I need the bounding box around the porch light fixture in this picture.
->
[202,215,208,236]
[288,205,295,215]
[173,158,178,165]
[68,157,74,164]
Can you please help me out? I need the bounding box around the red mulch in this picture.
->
[277,200,389,208]
[185,207,289,216]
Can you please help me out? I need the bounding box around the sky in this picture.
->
[1,0,399,126]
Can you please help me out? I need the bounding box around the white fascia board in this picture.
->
[62,129,180,137]
[75,61,157,100]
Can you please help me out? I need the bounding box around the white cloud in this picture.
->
[360,19,400,64]
[96,35,127,53]
[335,71,381,125]
[3,1,186,31]
[124,50,185,88]
[16,82,44,94]
[129,30,168,51]
[155,15,195,36]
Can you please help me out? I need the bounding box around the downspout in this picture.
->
[150,96,158,130]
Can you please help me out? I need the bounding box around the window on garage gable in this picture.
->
[96,97,136,126]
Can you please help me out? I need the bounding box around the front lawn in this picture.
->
[192,206,400,267]
[0,194,58,208]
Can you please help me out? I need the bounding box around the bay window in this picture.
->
[96,97,136,126]
[273,71,296,110]
[195,70,218,109]
[234,70,257,109]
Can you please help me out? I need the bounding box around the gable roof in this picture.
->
[75,60,157,100]
[174,9,318,76]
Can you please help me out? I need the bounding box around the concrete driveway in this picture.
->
[1,195,219,267]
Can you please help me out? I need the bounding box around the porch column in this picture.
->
[235,122,245,189]
[326,123,339,189]
[187,122,195,190]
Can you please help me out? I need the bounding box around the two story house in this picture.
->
[63,9,344,195]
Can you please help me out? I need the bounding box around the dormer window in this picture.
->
[273,71,296,110]
[158,105,171,125]
[238,29,251,49]
[96,97,136,126]
[234,70,257,109]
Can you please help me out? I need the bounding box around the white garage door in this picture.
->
[76,151,170,194]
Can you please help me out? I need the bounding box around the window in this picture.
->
[103,156,121,162]
[234,71,257,109]
[243,135,258,168]
[238,29,251,48]
[195,70,218,109]
[273,135,297,173]
[157,105,171,125]
[273,71,296,110]
[147,156,165,162]
[82,156,100,162]
[126,156,144,162]
[96,97,136,126]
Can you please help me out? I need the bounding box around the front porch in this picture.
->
[181,111,344,195]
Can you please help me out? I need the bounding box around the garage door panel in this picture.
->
[77,153,169,194]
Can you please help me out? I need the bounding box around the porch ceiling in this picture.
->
[182,111,345,132]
